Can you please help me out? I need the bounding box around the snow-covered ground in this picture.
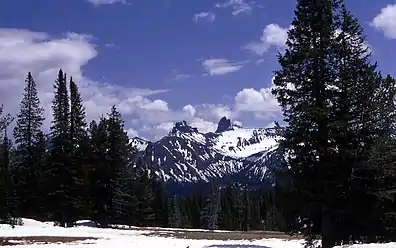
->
[1,218,395,248]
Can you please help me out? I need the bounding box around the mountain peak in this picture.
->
[170,120,198,135]
[215,117,232,133]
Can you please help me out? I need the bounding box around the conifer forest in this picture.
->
[2,1,396,248]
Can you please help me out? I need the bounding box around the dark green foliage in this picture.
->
[272,0,396,247]
[0,106,15,225]
[200,184,221,230]
[89,106,136,227]
[47,69,74,227]
[168,195,182,228]
[153,179,168,227]
[88,117,109,226]
[133,165,156,226]
[13,72,45,219]
[65,77,88,224]
[272,0,339,243]
[0,131,13,224]
[0,105,13,133]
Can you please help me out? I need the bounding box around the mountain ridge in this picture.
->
[130,117,282,186]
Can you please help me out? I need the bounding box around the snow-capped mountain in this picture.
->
[131,117,282,185]
[130,137,149,151]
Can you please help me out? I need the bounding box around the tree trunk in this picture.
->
[321,209,335,248]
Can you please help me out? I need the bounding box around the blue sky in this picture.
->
[0,0,395,140]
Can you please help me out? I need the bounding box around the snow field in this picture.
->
[1,219,396,248]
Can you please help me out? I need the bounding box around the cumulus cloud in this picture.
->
[202,58,245,76]
[189,118,217,133]
[0,28,281,141]
[85,0,129,6]
[234,77,281,120]
[215,0,255,16]
[244,24,289,56]
[193,12,216,23]
[371,4,396,39]
[0,28,174,139]
[182,104,196,117]
[126,128,139,138]
[195,104,232,121]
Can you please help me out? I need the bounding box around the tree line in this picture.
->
[0,70,162,227]
[0,70,287,231]
[168,184,286,231]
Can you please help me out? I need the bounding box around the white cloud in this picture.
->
[0,28,172,137]
[169,69,192,81]
[234,85,280,120]
[193,12,216,23]
[195,104,232,121]
[244,24,289,56]
[0,28,281,141]
[126,128,139,138]
[189,118,217,133]
[202,58,245,76]
[371,4,396,39]
[182,104,196,117]
[85,0,128,6]
[215,0,255,16]
[141,99,169,111]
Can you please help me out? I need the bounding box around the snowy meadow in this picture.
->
[1,219,395,248]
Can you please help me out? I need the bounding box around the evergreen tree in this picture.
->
[32,131,48,219]
[168,195,182,228]
[241,188,251,231]
[200,184,221,230]
[0,131,12,224]
[326,4,396,244]
[273,0,396,246]
[106,106,132,224]
[220,183,239,230]
[0,105,13,133]
[66,77,88,225]
[272,0,343,246]
[90,106,132,227]
[13,72,45,218]
[0,106,14,224]
[153,179,168,227]
[132,164,155,226]
[90,117,110,226]
[113,163,138,226]
[48,69,72,227]
[89,117,111,226]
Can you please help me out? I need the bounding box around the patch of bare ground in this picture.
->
[143,230,303,241]
[0,236,98,246]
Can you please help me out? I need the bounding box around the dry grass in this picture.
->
[0,228,302,245]
[143,229,302,241]
[113,225,302,241]
[0,236,97,246]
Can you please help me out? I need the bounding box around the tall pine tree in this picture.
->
[272,0,343,247]
[0,106,13,224]
[273,0,396,246]
[13,72,45,218]
[67,77,88,224]
[48,69,72,227]
[0,131,13,224]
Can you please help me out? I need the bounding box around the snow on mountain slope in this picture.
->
[130,117,282,184]
[212,126,278,158]
[130,137,149,151]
